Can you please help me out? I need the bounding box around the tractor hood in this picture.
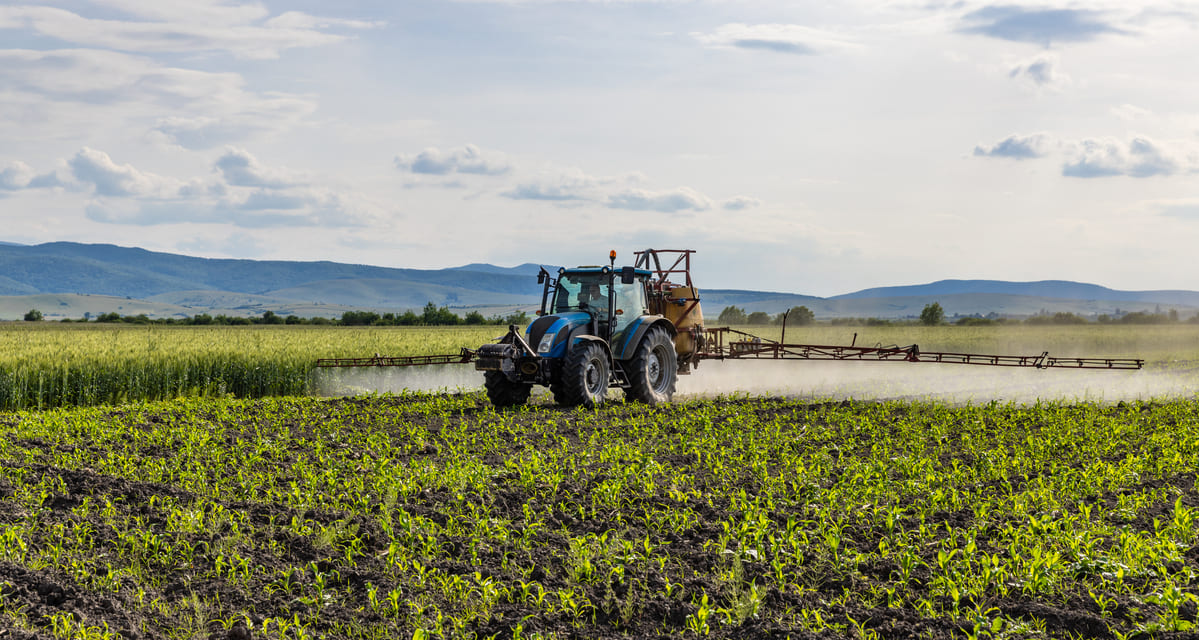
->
[526,311,591,359]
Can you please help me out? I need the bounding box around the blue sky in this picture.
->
[0,0,1196,296]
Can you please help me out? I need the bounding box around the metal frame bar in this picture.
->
[696,328,1144,370]
[316,348,475,368]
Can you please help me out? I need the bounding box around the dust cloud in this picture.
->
[677,360,1198,404]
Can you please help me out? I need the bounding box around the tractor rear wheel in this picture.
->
[626,326,677,405]
[559,342,609,407]
[483,371,532,408]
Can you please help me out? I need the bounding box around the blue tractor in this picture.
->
[473,250,685,407]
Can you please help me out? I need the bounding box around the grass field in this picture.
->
[0,323,1196,410]
[1,394,1197,638]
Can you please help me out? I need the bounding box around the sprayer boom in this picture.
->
[698,328,1143,370]
[316,348,475,368]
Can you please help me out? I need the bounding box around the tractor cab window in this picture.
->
[612,279,648,335]
[553,273,608,313]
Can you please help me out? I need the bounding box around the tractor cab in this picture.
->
[547,267,650,339]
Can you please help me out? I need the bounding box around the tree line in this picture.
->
[23,300,1197,327]
[23,302,529,327]
[715,306,816,326]
[713,302,1197,327]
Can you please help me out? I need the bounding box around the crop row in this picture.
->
[0,393,1196,638]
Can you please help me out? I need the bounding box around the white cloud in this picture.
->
[957,5,1128,46]
[441,0,694,3]
[0,49,318,148]
[85,184,372,228]
[973,131,1199,177]
[395,145,513,176]
[502,167,715,213]
[214,147,300,188]
[6,146,378,228]
[0,4,381,60]
[1150,198,1199,220]
[607,187,712,212]
[723,196,761,211]
[1008,53,1069,90]
[84,0,270,25]
[265,12,382,32]
[68,147,181,197]
[1061,136,1194,178]
[693,23,859,56]
[394,144,746,214]
[973,133,1051,159]
[1110,104,1153,121]
[0,162,36,190]
[502,167,626,202]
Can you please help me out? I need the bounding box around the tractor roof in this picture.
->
[561,266,653,277]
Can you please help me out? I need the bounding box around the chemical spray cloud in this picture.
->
[314,361,1197,405]
[313,365,484,398]
[676,360,1196,405]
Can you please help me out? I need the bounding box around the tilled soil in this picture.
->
[0,394,1197,639]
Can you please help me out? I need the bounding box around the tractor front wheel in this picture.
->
[626,326,677,405]
[484,371,532,408]
[549,382,568,406]
[559,342,609,408]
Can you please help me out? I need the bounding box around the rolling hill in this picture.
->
[0,242,1195,321]
[833,279,1199,309]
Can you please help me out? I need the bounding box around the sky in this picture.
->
[0,0,1196,297]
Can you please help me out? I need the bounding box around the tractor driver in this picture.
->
[578,282,605,309]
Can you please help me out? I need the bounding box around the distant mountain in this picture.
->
[446,263,550,277]
[0,242,539,298]
[834,279,1199,309]
[700,291,1198,318]
[0,241,540,296]
[0,242,1195,320]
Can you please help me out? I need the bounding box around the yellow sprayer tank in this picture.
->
[662,286,703,356]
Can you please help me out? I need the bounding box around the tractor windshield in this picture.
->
[552,272,609,314]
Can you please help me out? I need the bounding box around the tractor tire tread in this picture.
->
[626,325,678,405]
[484,370,532,408]
[559,342,609,408]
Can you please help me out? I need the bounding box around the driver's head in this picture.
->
[579,283,603,305]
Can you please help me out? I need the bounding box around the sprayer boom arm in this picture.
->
[697,328,1144,370]
[315,348,475,368]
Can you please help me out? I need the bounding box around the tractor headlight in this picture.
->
[538,331,556,354]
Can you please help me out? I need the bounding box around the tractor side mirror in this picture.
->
[537,270,546,284]
[620,266,635,285]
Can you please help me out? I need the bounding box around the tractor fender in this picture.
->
[613,316,676,361]
[569,335,613,360]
